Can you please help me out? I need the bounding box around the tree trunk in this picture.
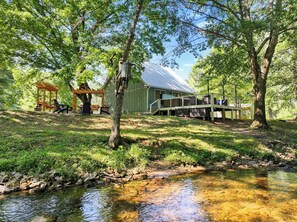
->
[251,74,269,128]
[109,86,125,147]
[241,0,281,129]
[69,82,92,110]
[109,0,144,149]
[251,28,279,129]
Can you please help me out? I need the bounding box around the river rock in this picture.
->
[54,176,63,182]
[132,174,148,180]
[39,182,47,191]
[5,180,18,190]
[31,215,57,222]
[0,175,9,183]
[0,185,12,194]
[238,165,249,169]
[29,181,41,189]
[76,179,83,185]
[13,172,23,181]
[20,182,29,191]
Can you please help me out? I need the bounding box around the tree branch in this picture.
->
[256,36,270,54]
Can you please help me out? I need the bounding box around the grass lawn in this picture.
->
[0,111,296,179]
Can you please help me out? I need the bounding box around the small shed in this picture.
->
[105,62,195,113]
[36,82,58,111]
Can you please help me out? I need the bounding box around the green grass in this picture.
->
[0,111,296,178]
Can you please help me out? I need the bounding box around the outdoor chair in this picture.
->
[53,99,70,114]
[99,106,110,115]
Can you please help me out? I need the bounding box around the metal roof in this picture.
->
[141,62,195,94]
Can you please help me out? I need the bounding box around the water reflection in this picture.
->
[0,170,297,222]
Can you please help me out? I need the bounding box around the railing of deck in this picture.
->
[149,94,241,113]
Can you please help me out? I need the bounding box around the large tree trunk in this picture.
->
[251,71,269,128]
[241,0,281,129]
[109,0,144,149]
[250,28,279,129]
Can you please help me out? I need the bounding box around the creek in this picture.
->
[0,169,297,222]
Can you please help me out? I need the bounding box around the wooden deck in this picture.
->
[149,94,242,121]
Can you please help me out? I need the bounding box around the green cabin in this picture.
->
[105,62,195,113]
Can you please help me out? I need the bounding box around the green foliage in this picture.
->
[189,46,253,103]
[108,147,128,172]
[175,0,297,126]
[107,144,151,171]
[0,69,15,109]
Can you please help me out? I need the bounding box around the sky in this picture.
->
[149,38,210,81]
[150,52,197,81]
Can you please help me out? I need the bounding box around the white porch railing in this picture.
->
[149,94,241,114]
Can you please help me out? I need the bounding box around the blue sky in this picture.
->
[149,38,210,81]
[150,52,197,81]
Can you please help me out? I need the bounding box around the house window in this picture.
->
[173,92,182,97]
[155,89,165,100]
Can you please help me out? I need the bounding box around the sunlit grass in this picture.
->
[0,111,296,178]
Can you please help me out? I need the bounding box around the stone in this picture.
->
[29,182,41,189]
[0,185,12,194]
[39,183,47,191]
[0,175,9,183]
[54,176,63,182]
[31,215,57,222]
[238,165,249,170]
[132,174,148,180]
[76,179,83,185]
[5,180,18,189]
[20,183,29,191]
[20,177,28,184]
[55,184,62,189]
[13,172,23,181]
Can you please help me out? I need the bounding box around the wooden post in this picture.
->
[73,93,77,112]
[182,97,184,107]
[210,94,214,121]
[42,89,46,111]
[222,109,226,121]
[231,109,234,120]
[211,106,214,121]
[49,91,52,111]
[101,92,105,107]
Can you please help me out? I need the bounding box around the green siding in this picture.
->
[105,81,148,113]
[105,83,194,113]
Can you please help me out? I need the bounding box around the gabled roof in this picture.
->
[142,62,195,94]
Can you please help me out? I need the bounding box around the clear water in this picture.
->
[1,170,297,222]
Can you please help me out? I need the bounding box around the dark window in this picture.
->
[155,89,165,100]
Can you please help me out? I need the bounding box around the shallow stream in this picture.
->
[1,169,297,222]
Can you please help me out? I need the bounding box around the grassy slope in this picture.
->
[0,111,296,178]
